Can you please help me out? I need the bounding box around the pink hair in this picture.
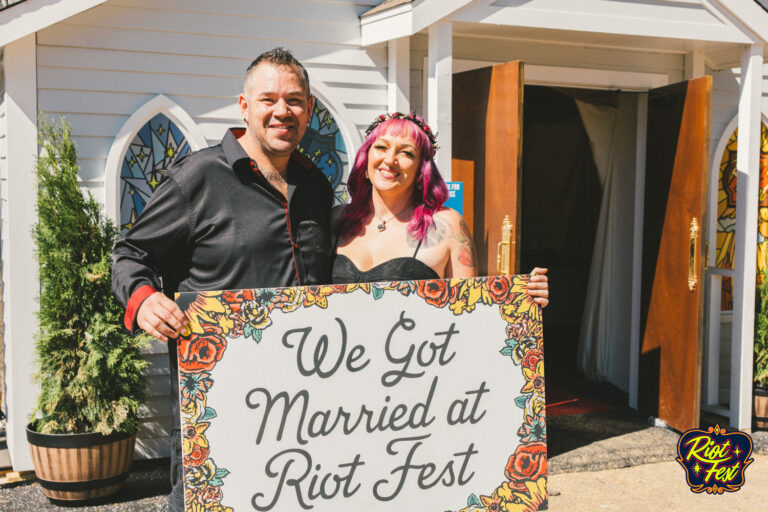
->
[338,116,448,242]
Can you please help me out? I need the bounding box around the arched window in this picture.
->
[119,113,191,233]
[297,97,350,204]
[105,94,208,233]
[715,121,768,310]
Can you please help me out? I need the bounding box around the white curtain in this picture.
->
[576,95,637,388]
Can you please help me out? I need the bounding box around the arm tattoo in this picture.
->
[455,218,478,269]
[406,215,449,248]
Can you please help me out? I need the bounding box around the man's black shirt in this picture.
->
[112,128,334,328]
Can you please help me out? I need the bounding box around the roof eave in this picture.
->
[0,0,108,48]
[717,0,768,46]
[361,0,473,46]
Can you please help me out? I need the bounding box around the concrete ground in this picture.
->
[549,456,768,511]
[546,408,768,511]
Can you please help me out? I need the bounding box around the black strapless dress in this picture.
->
[331,239,439,283]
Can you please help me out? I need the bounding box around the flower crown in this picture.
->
[364,112,438,150]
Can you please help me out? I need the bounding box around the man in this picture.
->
[112,47,333,511]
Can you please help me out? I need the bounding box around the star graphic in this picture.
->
[693,462,702,475]
[166,146,175,158]
[157,125,164,134]
[734,446,742,457]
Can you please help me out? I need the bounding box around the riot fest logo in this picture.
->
[676,424,753,494]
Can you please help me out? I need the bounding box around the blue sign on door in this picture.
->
[445,181,463,216]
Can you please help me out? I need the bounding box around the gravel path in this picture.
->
[0,460,170,512]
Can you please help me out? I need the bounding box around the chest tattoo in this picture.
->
[262,170,288,195]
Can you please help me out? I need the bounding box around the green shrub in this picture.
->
[755,269,768,388]
[30,117,148,434]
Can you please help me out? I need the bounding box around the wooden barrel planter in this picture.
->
[755,386,768,430]
[26,425,135,502]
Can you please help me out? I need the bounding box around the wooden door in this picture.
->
[452,61,524,276]
[639,76,711,432]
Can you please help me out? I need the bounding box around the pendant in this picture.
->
[377,221,387,232]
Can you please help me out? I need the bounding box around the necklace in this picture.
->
[377,214,396,232]
[376,204,411,232]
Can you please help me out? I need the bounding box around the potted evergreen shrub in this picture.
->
[754,268,768,429]
[26,117,148,501]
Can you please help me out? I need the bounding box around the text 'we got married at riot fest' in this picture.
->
[243,311,491,510]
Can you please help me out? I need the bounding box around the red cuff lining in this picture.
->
[124,285,157,332]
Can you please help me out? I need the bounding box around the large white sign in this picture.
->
[176,277,547,512]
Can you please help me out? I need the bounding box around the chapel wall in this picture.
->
[34,0,387,459]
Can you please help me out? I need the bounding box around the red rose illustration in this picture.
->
[198,485,223,504]
[178,325,227,372]
[521,348,544,370]
[417,280,451,307]
[184,443,209,467]
[505,442,548,491]
[222,289,254,305]
[488,276,512,303]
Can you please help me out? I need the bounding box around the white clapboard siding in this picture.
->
[36,0,388,459]
[67,4,362,46]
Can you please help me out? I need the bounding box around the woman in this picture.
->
[332,112,549,306]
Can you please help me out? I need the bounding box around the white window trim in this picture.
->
[104,94,208,225]
[309,84,361,156]
[704,111,768,412]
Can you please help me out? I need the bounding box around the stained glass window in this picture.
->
[297,98,350,204]
[119,100,350,235]
[715,122,768,310]
[120,113,190,234]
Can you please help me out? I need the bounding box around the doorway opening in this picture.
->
[520,86,601,384]
[519,86,648,454]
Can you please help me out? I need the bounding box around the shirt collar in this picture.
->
[222,128,250,169]
[222,128,307,200]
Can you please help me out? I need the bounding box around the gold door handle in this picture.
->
[688,217,699,292]
[497,215,512,275]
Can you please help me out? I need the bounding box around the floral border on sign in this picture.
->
[177,276,547,512]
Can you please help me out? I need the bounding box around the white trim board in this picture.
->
[453,60,669,91]
[3,33,39,471]
[0,0,108,48]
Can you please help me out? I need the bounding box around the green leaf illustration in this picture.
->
[500,347,514,357]
[201,407,217,421]
[215,468,230,478]
[514,395,528,409]
[468,494,481,506]
[372,287,384,300]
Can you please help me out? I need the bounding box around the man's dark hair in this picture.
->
[245,47,311,96]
